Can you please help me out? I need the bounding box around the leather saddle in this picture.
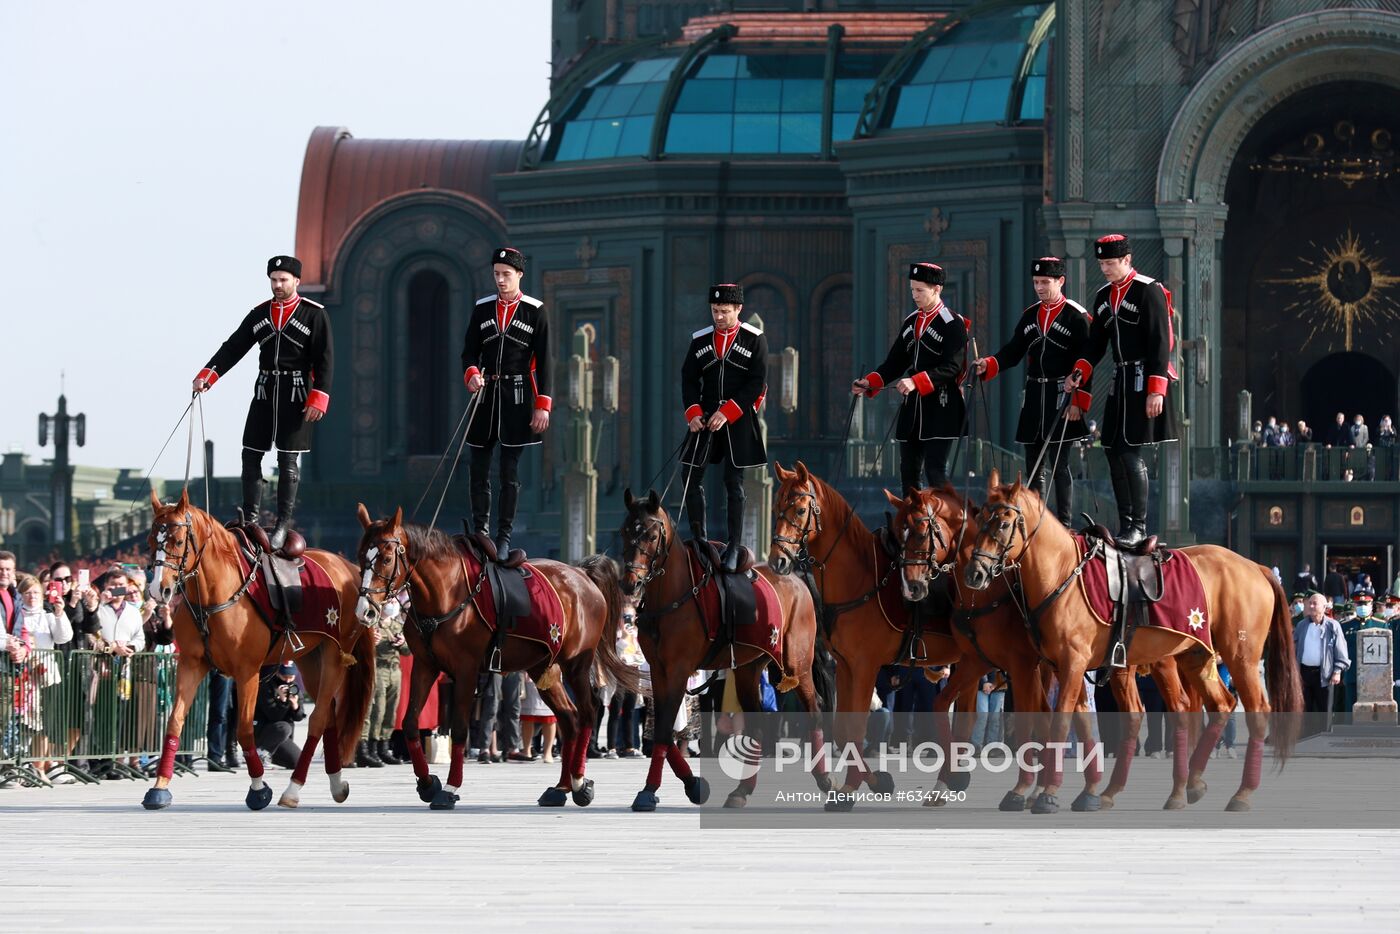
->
[690,540,759,670]
[1081,526,1169,670]
[1082,522,1158,557]
[461,527,533,630]
[225,519,306,630]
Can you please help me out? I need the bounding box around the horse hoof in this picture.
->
[332,781,350,804]
[429,789,460,810]
[1030,792,1059,815]
[417,775,442,804]
[1224,797,1251,813]
[868,771,895,795]
[944,769,972,793]
[922,791,945,808]
[998,791,1026,812]
[1163,796,1186,811]
[141,788,172,810]
[277,793,299,809]
[814,773,834,794]
[538,786,568,807]
[245,786,273,811]
[571,779,596,807]
[1187,781,1207,805]
[823,790,856,812]
[683,775,711,805]
[1099,795,1116,811]
[723,791,748,808]
[1070,791,1101,812]
[631,789,659,812]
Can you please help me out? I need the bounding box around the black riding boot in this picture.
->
[684,470,707,543]
[1107,449,1133,542]
[1124,451,1151,545]
[469,445,492,537]
[1052,454,1075,527]
[240,448,265,525]
[269,452,299,550]
[496,479,520,556]
[720,477,746,573]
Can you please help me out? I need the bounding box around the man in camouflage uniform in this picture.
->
[358,620,410,767]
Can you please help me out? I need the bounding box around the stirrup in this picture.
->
[1110,641,1128,669]
[487,645,503,674]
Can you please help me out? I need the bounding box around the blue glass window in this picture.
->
[666,52,829,154]
[886,4,1051,129]
[546,56,679,161]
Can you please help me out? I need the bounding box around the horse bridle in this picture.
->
[358,535,409,606]
[621,514,671,609]
[148,511,202,598]
[771,483,822,572]
[899,500,956,582]
[970,500,1028,579]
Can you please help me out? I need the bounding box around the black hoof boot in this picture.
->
[868,771,896,795]
[944,769,972,793]
[571,779,596,807]
[538,786,568,807]
[1070,791,1102,812]
[998,791,1027,812]
[142,788,173,810]
[683,775,711,805]
[631,788,659,812]
[245,785,273,811]
[430,788,460,810]
[416,775,441,804]
[1030,792,1060,814]
[824,789,857,812]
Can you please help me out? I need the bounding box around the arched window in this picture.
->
[406,269,450,456]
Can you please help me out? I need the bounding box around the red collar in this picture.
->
[270,294,301,330]
[497,293,523,330]
[1108,270,1136,310]
[714,325,740,355]
[1038,296,1066,332]
[915,301,944,334]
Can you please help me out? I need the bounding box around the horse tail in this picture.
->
[1261,567,1303,765]
[578,554,643,695]
[335,624,377,765]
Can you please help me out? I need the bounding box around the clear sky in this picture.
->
[0,0,553,473]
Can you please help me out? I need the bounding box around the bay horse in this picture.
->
[354,505,639,810]
[893,485,1197,812]
[141,488,375,810]
[964,471,1303,811]
[766,462,977,808]
[617,489,827,811]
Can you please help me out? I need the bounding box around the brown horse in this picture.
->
[140,489,374,810]
[964,471,1303,811]
[354,505,639,810]
[617,489,826,811]
[893,485,1198,812]
[766,462,976,808]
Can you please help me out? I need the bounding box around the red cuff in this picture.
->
[753,385,767,413]
[719,400,744,424]
[534,394,552,412]
[912,371,934,396]
[196,368,218,387]
[981,357,999,382]
[685,404,703,423]
[863,371,884,397]
[1073,390,1092,411]
[1072,359,1093,383]
[305,390,330,414]
[1146,375,1168,397]
[463,366,480,387]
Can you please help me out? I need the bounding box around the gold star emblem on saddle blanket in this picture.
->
[548,622,562,645]
[326,608,339,627]
[1186,608,1205,631]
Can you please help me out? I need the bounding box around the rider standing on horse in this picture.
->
[461,247,552,556]
[193,255,332,549]
[1072,234,1177,547]
[852,262,969,493]
[680,283,768,574]
[974,257,1094,525]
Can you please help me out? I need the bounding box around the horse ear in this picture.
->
[774,461,791,480]
[646,489,660,510]
[883,488,905,508]
[624,487,635,509]
[356,503,372,529]
[176,487,189,510]
[149,489,162,512]
[391,506,403,529]
[987,468,1001,494]
[795,460,809,480]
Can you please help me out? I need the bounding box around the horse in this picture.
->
[766,462,978,808]
[963,471,1303,811]
[140,488,375,810]
[892,485,1198,812]
[617,488,827,811]
[354,505,639,810]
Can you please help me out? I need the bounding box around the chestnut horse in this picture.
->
[964,472,1303,811]
[766,462,976,808]
[141,489,374,810]
[893,486,1198,812]
[617,489,827,811]
[355,505,639,810]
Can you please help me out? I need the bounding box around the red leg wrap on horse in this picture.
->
[1109,736,1136,789]
[571,726,593,778]
[447,741,465,788]
[1043,744,1064,788]
[405,734,429,779]
[1018,744,1039,787]
[1083,741,1103,784]
[809,728,828,776]
[1188,720,1226,775]
[323,722,342,774]
[557,735,575,787]
[157,733,180,780]
[646,744,668,788]
[243,742,264,779]
[1172,726,1189,784]
[1242,737,1265,790]
[843,763,866,791]
[665,742,694,781]
[292,733,321,785]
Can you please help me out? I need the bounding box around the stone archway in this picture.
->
[1154,9,1400,443]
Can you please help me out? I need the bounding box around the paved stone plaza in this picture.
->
[2,756,1396,931]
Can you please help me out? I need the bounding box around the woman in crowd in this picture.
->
[16,575,72,776]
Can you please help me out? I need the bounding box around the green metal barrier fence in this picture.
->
[1,649,213,788]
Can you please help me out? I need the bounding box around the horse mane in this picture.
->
[806,472,871,542]
[398,522,464,562]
